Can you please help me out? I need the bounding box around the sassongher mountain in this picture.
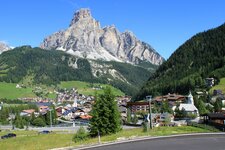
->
[40,8,164,66]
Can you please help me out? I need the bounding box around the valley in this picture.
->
[0,3,225,150]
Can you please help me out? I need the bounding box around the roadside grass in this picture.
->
[0,130,74,150]
[0,126,216,150]
[209,77,225,94]
[59,81,124,96]
[93,126,213,142]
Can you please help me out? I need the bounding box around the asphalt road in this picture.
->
[82,134,225,150]
[0,125,138,132]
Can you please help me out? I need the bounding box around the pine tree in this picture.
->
[214,98,222,112]
[196,99,208,115]
[89,87,121,137]
[161,101,173,114]
[126,108,131,123]
[131,113,138,124]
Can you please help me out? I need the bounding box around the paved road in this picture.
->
[0,125,138,132]
[81,134,225,150]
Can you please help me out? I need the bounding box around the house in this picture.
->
[83,101,92,108]
[39,106,49,114]
[79,114,92,120]
[205,78,214,87]
[55,106,63,117]
[207,113,225,125]
[20,109,35,117]
[117,96,131,105]
[213,89,223,96]
[204,112,225,131]
[118,104,127,122]
[126,102,150,113]
[196,91,204,98]
[154,93,185,104]
[62,107,85,120]
[16,84,21,88]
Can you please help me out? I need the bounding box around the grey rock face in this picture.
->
[40,8,164,65]
[0,42,11,54]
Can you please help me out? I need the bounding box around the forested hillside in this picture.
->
[135,23,225,100]
[0,46,153,96]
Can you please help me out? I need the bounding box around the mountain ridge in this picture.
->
[0,46,154,96]
[135,23,225,100]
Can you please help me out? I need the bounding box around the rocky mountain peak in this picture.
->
[70,8,92,26]
[40,8,165,66]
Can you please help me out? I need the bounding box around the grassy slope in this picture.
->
[209,78,225,94]
[59,81,125,96]
[0,126,215,150]
[0,81,124,99]
[0,82,36,99]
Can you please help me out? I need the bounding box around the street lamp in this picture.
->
[146,95,153,129]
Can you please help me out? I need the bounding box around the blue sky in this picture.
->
[0,0,224,59]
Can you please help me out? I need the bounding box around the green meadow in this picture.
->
[0,82,36,99]
[0,81,124,99]
[59,81,125,96]
[210,78,225,94]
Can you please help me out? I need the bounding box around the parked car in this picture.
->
[38,130,51,134]
[1,133,16,139]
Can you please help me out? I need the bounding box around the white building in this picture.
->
[173,92,199,116]
[72,96,78,107]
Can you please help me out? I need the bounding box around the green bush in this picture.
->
[186,113,197,119]
[131,113,138,124]
[32,118,46,127]
[142,122,148,132]
[188,122,220,132]
[73,126,89,143]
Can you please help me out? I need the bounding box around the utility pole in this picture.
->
[98,129,101,144]
[49,109,52,128]
[146,95,153,129]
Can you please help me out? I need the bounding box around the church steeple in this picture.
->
[187,91,194,105]
[73,96,78,107]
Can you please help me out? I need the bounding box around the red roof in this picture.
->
[154,94,185,102]
[39,106,49,109]
[22,109,35,114]
[80,115,92,119]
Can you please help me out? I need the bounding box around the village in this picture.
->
[1,77,223,131]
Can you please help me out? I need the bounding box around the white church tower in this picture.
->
[72,96,78,107]
[187,91,194,105]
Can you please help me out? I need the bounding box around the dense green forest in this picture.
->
[0,46,153,96]
[135,23,225,100]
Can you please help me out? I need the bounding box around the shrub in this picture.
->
[186,113,197,119]
[131,113,138,124]
[32,118,46,127]
[142,122,148,132]
[73,126,89,143]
